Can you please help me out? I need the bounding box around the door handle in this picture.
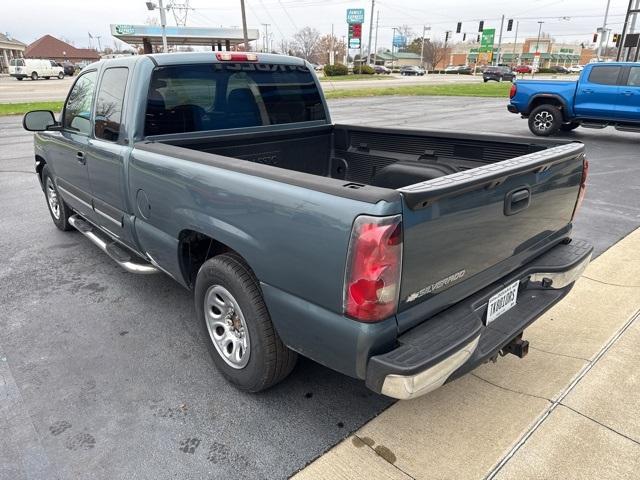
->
[504,187,531,216]
[582,88,593,94]
[76,151,86,164]
[622,90,634,96]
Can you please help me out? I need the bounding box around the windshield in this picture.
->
[145,63,327,136]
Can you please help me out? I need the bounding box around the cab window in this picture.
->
[63,71,97,135]
[627,67,640,87]
[94,67,129,141]
[588,66,621,85]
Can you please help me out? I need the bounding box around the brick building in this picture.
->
[25,35,100,64]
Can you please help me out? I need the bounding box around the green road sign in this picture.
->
[479,28,495,53]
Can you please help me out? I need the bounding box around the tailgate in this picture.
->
[397,142,585,332]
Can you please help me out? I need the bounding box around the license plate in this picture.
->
[486,281,519,325]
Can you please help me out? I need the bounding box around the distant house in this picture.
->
[369,51,422,68]
[0,33,26,73]
[25,35,100,64]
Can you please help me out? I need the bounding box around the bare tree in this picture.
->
[422,39,448,70]
[316,34,346,65]
[291,27,321,62]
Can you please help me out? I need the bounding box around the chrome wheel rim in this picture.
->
[533,111,554,132]
[204,285,250,369]
[46,177,61,219]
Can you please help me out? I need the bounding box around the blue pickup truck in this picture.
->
[508,62,640,136]
[21,52,592,399]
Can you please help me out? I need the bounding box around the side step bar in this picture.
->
[68,215,159,275]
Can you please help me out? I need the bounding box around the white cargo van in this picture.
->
[9,59,65,80]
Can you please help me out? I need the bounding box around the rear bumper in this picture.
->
[365,239,593,400]
[507,104,519,114]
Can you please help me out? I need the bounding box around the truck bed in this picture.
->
[149,124,556,190]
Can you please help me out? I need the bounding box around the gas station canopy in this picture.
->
[110,24,259,50]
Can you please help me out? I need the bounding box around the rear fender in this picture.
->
[527,94,572,121]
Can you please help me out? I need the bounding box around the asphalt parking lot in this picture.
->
[1,96,639,479]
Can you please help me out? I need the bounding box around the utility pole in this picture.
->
[330,23,334,65]
[96,35,102,52]
[596,0,612,60]
[240,0,249,51]
[373,11,379,65]
[366,0,375,64]
[261,24,270,52]
[420,25,427,67]
[532,21,544,78]
[513,20,520,65]
[631,0,640,61]
[391,27,397,70]
[159,0,168,52]
[495,14,505,65]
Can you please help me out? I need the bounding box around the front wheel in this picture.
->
[41,165,74,231]
[528,105,562,136]
[194,254,297,392]
[58,72,64,79]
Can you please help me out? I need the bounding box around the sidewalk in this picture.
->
[293,228,640,480]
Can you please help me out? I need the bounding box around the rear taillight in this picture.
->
[509,83,517,98]
[571,157,589,221]
[215,52,258,62]
[343,215,402,322]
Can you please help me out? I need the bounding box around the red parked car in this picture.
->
[513,65,532,74]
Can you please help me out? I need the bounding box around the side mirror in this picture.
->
[23,110,60,132]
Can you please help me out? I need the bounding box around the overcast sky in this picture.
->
[4,0,633,51]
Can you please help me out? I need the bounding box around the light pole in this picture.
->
[596,0,612,61]
[240,0,249,51]
[532,21,544,77]
[366,0,375,64]
[146,1,168,52]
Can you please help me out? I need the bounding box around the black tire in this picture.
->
[560,122,580,132]
[195,253,297,392]
[31,71,38,80]
[58,72,64,79]
[16,77,23,81]
[528,104,562,136]
[41,165,74,231]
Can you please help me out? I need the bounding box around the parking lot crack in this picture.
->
[528,345,592,362]
[471,373,553,403]
[558,404,640,446]
[582,275,640,288]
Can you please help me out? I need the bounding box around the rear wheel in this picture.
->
[58,72,64,79]
[31,71,38,80]
[528,104,562,136]
[195,253,297,392]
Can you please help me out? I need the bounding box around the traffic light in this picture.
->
[478,21,484,32]
[477,34,481,42]
[463,33,467,41]
[456,22,462,33]
[593,33,598,43]
[445,31,450,42]
[507,19,513,32]
[613,33,621,46]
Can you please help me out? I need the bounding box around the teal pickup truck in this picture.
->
[22,52,591,399]
[508,62,640,136]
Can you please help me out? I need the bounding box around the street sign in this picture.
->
[392,34,406,48]
[624,33,640,48]
[346,8,365,24]
[479,28,495,53]
[532,53,541,72]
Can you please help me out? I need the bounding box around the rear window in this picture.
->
[145,63,326,136]
[10,59,24,67]
[588,66,621,85]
